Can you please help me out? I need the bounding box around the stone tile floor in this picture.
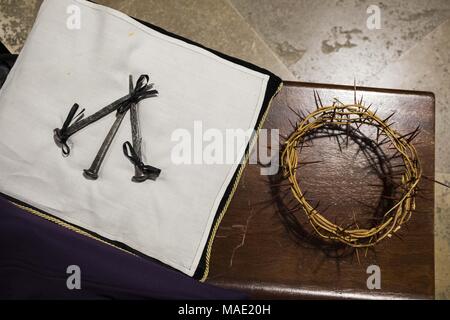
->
[0,0,448,298]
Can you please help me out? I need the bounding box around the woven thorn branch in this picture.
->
[280,90,422,248]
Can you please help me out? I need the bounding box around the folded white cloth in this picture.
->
[0,0,275,276]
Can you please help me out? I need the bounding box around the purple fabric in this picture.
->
[0,196,245,299]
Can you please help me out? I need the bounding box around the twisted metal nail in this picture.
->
[123,141,161,182]
[127,75,160,182]
[54,75,157,156]
[83,107,129,180]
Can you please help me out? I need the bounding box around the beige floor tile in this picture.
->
[436,173,450,299]
[368,20,450,174]
[230,0,450,85]
[0,0,43,53]
[97,0,294,80]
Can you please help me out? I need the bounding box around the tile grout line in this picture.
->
[224,0,296,80]
[367,17,450,87]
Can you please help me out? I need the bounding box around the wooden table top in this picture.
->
[207,82,435,300]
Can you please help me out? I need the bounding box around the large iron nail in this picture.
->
[83,109,128,180]
[54,75,157,155]
[129,76,143,178]
[128,75,153,182]
[130,75,159,183]
[54,94,132,148]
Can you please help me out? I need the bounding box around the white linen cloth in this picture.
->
[0,0,269,276]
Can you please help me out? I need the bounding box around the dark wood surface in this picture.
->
[206,82,435,300]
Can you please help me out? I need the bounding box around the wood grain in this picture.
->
[207,82,435,300]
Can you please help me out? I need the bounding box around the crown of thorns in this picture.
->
[280,91,422,248]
